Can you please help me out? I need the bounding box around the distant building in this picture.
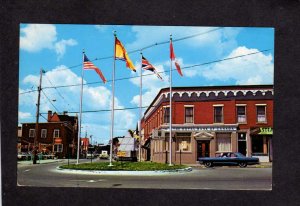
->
[80,137,89,157]
[21,111,78,158]
[141,85,273,164]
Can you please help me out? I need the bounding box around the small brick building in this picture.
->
[141,85,273,164]
[21,111,78,158]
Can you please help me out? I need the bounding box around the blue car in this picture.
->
[198,152,259,168]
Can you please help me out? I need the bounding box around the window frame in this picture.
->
[163,106,170,124]
[41,129,47,138]
[54,144,63,152]
[184,105,194,124]
[53,129,60,138]
[236,104,247,124]
[256,104,267,123]
[176,136,192,152]
[213,105,224,123]
[29,129,35,138]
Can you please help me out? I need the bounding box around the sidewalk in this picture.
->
[17,159,62,165]
[187,162,272,168]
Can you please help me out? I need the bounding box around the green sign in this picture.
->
[259,127,273,135]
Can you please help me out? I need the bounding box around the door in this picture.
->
[197,140,210,158]
[238,133,247,156]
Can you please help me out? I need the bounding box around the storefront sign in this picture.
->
[258,127,273,135]
[54,138,62,144]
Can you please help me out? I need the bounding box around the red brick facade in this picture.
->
[21,111,78,158]
[141,85,273,164]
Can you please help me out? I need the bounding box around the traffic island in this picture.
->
[57,162,192,175]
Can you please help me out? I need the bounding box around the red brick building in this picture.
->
[21,111,78,158]
[141,85,273,164]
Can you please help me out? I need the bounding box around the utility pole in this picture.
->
[33,68,44,164]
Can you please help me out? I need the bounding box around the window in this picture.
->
[237,106,246,123]
[216,133,231,151]
[214,106,223,123]
[176,137,191,151]
[29,129,35,138]
[53,129,60,138]
[256,105,266,123]
[41,129,47,138]
[163,107,170,124]
[54,144,63,152]
[185,106,194,123]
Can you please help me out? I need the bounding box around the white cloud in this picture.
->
[19,112,32,119]
[19,65,136,140]
[200,46,274,85]
[20,24,57,52]
[20,24,77,59]
[55,39,78,60]
[127,26,240,56]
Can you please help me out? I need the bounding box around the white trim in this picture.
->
[255,103,267,106]
[29,129,35,138]
[213,104,224,107]
[184,105,194,124]
[236,104,247,106]
[41,129,47,138]
[53,129,60,138]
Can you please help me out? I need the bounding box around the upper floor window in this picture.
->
[256,105,267,123]
[41,129,47,138]
[29,129,35,138]
[54,144,63,152]
[214,105,223,123]
[163,107,170,124]
[184,106,194,123]
[53,129,60,138]
[236,105,246,123]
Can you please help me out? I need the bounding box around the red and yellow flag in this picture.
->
[115,37,136,72]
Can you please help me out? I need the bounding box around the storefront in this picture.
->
[250,127,273,162]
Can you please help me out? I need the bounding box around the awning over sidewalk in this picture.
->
[251,127,273,135]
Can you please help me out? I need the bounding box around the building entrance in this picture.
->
[238,133,247,156]
[197,140,210,158]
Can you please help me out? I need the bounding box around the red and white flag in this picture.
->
[83,54,107,83]
[170,41,183,76]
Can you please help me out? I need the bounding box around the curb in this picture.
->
[56,166,193,175]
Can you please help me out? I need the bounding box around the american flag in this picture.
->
[83,54,107,83]
[141,56,163,80]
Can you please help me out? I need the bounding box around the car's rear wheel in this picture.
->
[238,162,247,168]
[204,161,213,168]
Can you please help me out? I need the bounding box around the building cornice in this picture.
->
[144,87,273,119]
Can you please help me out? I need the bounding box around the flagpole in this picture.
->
[109,32,117,166]
[139,52,143,162]
[169,35,173,166]
[77,50,85,164]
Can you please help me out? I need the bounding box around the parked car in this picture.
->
[198,152,259,168]
[17,152,31,160]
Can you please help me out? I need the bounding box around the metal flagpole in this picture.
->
[76,50,85,164]
[139,52,143,162]
[169,35,173,166]
[109,32,117,166]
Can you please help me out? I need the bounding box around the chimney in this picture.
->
[48,110,52,122]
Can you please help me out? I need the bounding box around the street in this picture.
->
[17,159,272,190]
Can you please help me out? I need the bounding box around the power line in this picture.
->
[19,48,273,94]
[41,90,60,113]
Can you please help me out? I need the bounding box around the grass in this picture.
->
[60,161,188,171]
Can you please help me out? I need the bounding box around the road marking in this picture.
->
[23,169,31,173]
[69,179,106,183]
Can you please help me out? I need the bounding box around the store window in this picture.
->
[256,105,267,123]
[29,129,35,138]
[176,136,191,152]
[251,136,263,154]
[185,106,194,123]
[216,133,231,151]
[53,129,60,138]
[163,107,170,124]
[237,106,246,123]
[54,144,63,152]
[214,106,223,123]
[41,129,47,138]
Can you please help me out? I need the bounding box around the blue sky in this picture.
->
[18,24,274,144]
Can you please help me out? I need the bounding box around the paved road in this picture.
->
[17,159,272,190]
